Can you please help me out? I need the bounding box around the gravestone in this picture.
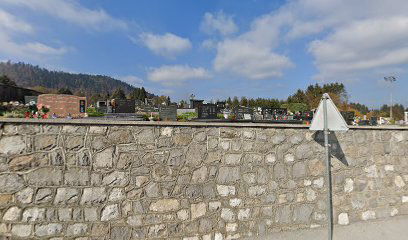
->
[159,105,177,121]
[198,104,218,119]
[340,111,355,125]
[262,108,287,120]
[190,99,204,109]
[113,99,135,113]
[234,106,253,120]
[24,96,38,105]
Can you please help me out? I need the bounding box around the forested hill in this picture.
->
[0,61,143,95]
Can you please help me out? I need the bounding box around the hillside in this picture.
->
[0,61,147,96]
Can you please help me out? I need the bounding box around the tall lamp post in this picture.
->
[384,76,397,120]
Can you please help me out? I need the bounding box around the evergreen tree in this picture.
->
[0,75,17,86]
[232,96,240,107]
[112,88,126,99]
[57,87,73,95]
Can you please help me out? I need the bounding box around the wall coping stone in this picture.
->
[1,118,408,130]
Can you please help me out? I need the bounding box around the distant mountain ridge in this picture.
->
[0,61,149,96]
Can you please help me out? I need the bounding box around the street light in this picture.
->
[384,76,396,120]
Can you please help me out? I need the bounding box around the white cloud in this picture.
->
[148,65,210,86]
[119,75,144,87]
[214,39,293,79]
[201,39,217,49]
[201,11,238,36]
[0,0,127,31]
[214,0,408,82]
[309,16,408,81]
[0,9,68,60]
[213,11,293,79]
[269,0,408,82]
[139,33,192,59]
[0,9,33,33]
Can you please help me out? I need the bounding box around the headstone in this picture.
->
[113,99,135,113]
[198,104,218,119]
[234,107,253,120]
[24,96,38,105]
[262,108,287,120]
[159,105,177,121]
[370,117,378,126]
[340,111,355,125]
[191,99,204,109]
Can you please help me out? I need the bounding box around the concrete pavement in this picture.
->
[249,216,408,240]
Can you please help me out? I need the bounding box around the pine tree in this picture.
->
[0,75,17,86]
[112,88,126,99]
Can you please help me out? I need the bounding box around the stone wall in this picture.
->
[0,121,408,239]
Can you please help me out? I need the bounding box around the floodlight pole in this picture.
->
[323,94,333,240]
[384,76,396,120]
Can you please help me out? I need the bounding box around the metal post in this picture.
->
[323,95,333,240]
[390,92,393,120]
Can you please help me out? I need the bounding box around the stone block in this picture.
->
[273,163,286,180]
[224,154,242,165]
[108,129,134,144]
[275,205,291,224]
[344,178,354,193]
[9,153,48,171]
[293,204,313,223]
[27,168,62,186]
[292,162,306,179]
[54,188,79,205]
[58,208,72,221]
[89,126,108,134]
[0,135,25,155]
[238,208,250,221]
[81,187,107,205]
[35,188,53,204]
[191,166,208,183]
[0,174,25,193]
[217,185,236,197]
[3,206,22,221]
[217,167,240,184]
[66,223,88,236]
[221,208,235,222]
[102,171,128,187]
[64,168,90,186]
[191,202,206,219]
[22,207,46,222]
[35,223,63,237]
[111,226,132,240]
[361,210,376,220]
[34,135,57,150]
[93,147,115,169]
[127,215,143,226]
[11,224,32,237]
[84,207,98,221]
[101,204,120,221]
[177,209,189,221]
[108,188,125,202]
[16,187,34,204]
[150,199,180,212]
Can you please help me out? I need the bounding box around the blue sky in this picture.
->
[0,0,408,108]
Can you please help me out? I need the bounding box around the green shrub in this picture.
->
[177,112,197,121]
[86,107,105,117]
[3,111,25,118]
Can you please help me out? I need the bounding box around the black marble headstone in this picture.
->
[159,105,177,121]
[113,99,135,113]
[198,104,218,119]
[234,107,253,120]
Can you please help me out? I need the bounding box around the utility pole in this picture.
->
[384,76,396,120]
